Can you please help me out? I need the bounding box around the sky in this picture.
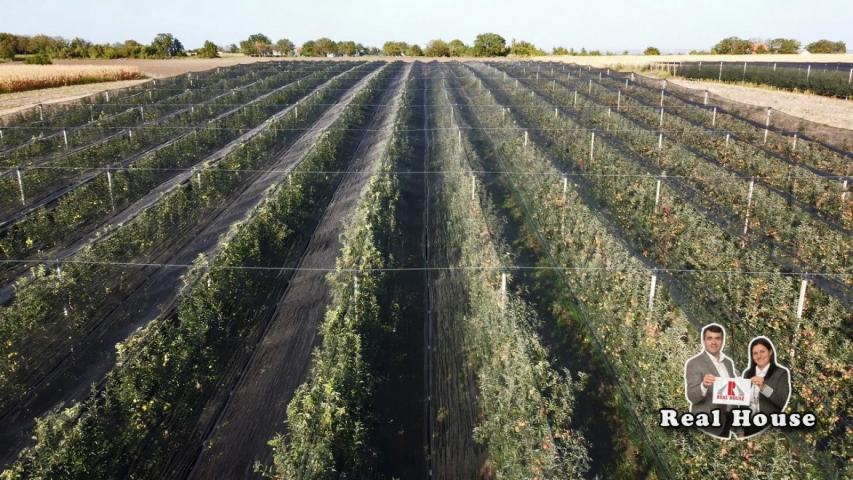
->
[2,0,851,52]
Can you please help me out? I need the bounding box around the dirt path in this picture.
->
[667,78,853,130]
[0,80,150,117]
[185,64,410,480]
[0,64,379,471]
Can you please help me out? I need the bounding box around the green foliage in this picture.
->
[404,44,423,56]
[382,41,408,56]
[712,36,753,54]
[23,52,51,64]
[336,40,357,56]
[2,62,389,479]
[509,39,544,56]
[197,40,219,58]
[314,37,338,56]
[270,66,409,478]
[643,46,660,55]
[805,39,846,53]
[424,39,450,57]
[241,33,272,56]
[150,33,184,57]
[768,38,800,53]
[274,38,294,56]
[472,32,508,57]
[551,46,569,55]
[679,62,853,98]
[448,39,468,57]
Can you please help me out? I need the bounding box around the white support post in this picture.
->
[140,106,144,121]
[515,79,518,90]
[743,177,755,235]
[63,129,68,147]
[848,68,853,84]
[796,278,808,319]
[763,108,771,144]
[536,72,539,81]
[562,176,568,202]
[659,89,664,107]
[501,273,507,300]
[38,104,44,121]
[16,169,25,205]
[523,130,529,147]
[191,105,195,114]
[773,63,777,72]
[743,61,747,79]
[105,91,110,103]
[648,272,657,311]
[658,133,663,150]
[107,169,114,210]
[719,61,723,81]
[555,107,558,118]
[654,177,662,210]
[589,131,595,164]
[703,90,708,105]
[792,133,798,150]
[197,171,203,188]
[295,106,298,119]
[573,90,578,107]
[457,129,462,149]
[806,65,811,82]
[588,79,592,94]
[128,129,133,139]
[148,90,153,102]
[659,108,664,128]
[725,133,730,147]
[617,90,621,112]
[0,128,3,141]
[625,78,629,88]
[631,72,635,82]
[712,107,717,127]
[551,79,556,91]
[471,175,476,200]
[699,61,703,71]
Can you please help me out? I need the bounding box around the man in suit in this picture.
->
[684,323,736,438]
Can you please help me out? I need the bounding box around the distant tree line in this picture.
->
[708,36,846,54]
[0,32,204,61]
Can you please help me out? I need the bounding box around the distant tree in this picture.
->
[509,39,544,56]
[382,41,408,56]
[711,36,752,54]
[300,40,317,56]
[754,44,770,54]
[552,46,569,55]
[405,44,423,56]
[241,33,272,56]
[337,40,358,56]
[198,40,219,58]
[579,47,588,56]
[314,37,337,56]
[472,33,508,57]
[366,46,381,55]
[448,39,468,57]
[644,46,661,55]
[589,50,601,56]
[0,33,16,60]
[151,33,184,57]
[768,38,800,54]
[275,38,295,56]
[24,52,52,64]
[228,43,239,54]
[805,39,846,53]
[424,39,450,57]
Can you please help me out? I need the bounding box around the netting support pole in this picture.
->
[16,169,25,205]
[617,90,621,112]
[63,130,68,147]
[743,177,755,236]
[562,176,568,202]
[107,169,115,211]
[712,107,717,127]
[471,175,476,200]
[763,108,772,144]
[648,272,657,311]
[589,131,595,164]
[524,130,528,147]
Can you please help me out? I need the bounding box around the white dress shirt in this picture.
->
[700,351,731,397]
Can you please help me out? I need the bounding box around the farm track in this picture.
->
[0,64,381,470]
[470,63,852,308]
[182,63,410,479]
[0,64,356,299]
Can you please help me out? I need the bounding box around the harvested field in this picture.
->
[0,64,144,93]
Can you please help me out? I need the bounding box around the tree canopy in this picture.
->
[472,33,508,57]
[805,39,846,53]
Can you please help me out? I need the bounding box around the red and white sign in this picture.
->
[712,378,751,406]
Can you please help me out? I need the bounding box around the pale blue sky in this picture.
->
[2,0,850,52]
